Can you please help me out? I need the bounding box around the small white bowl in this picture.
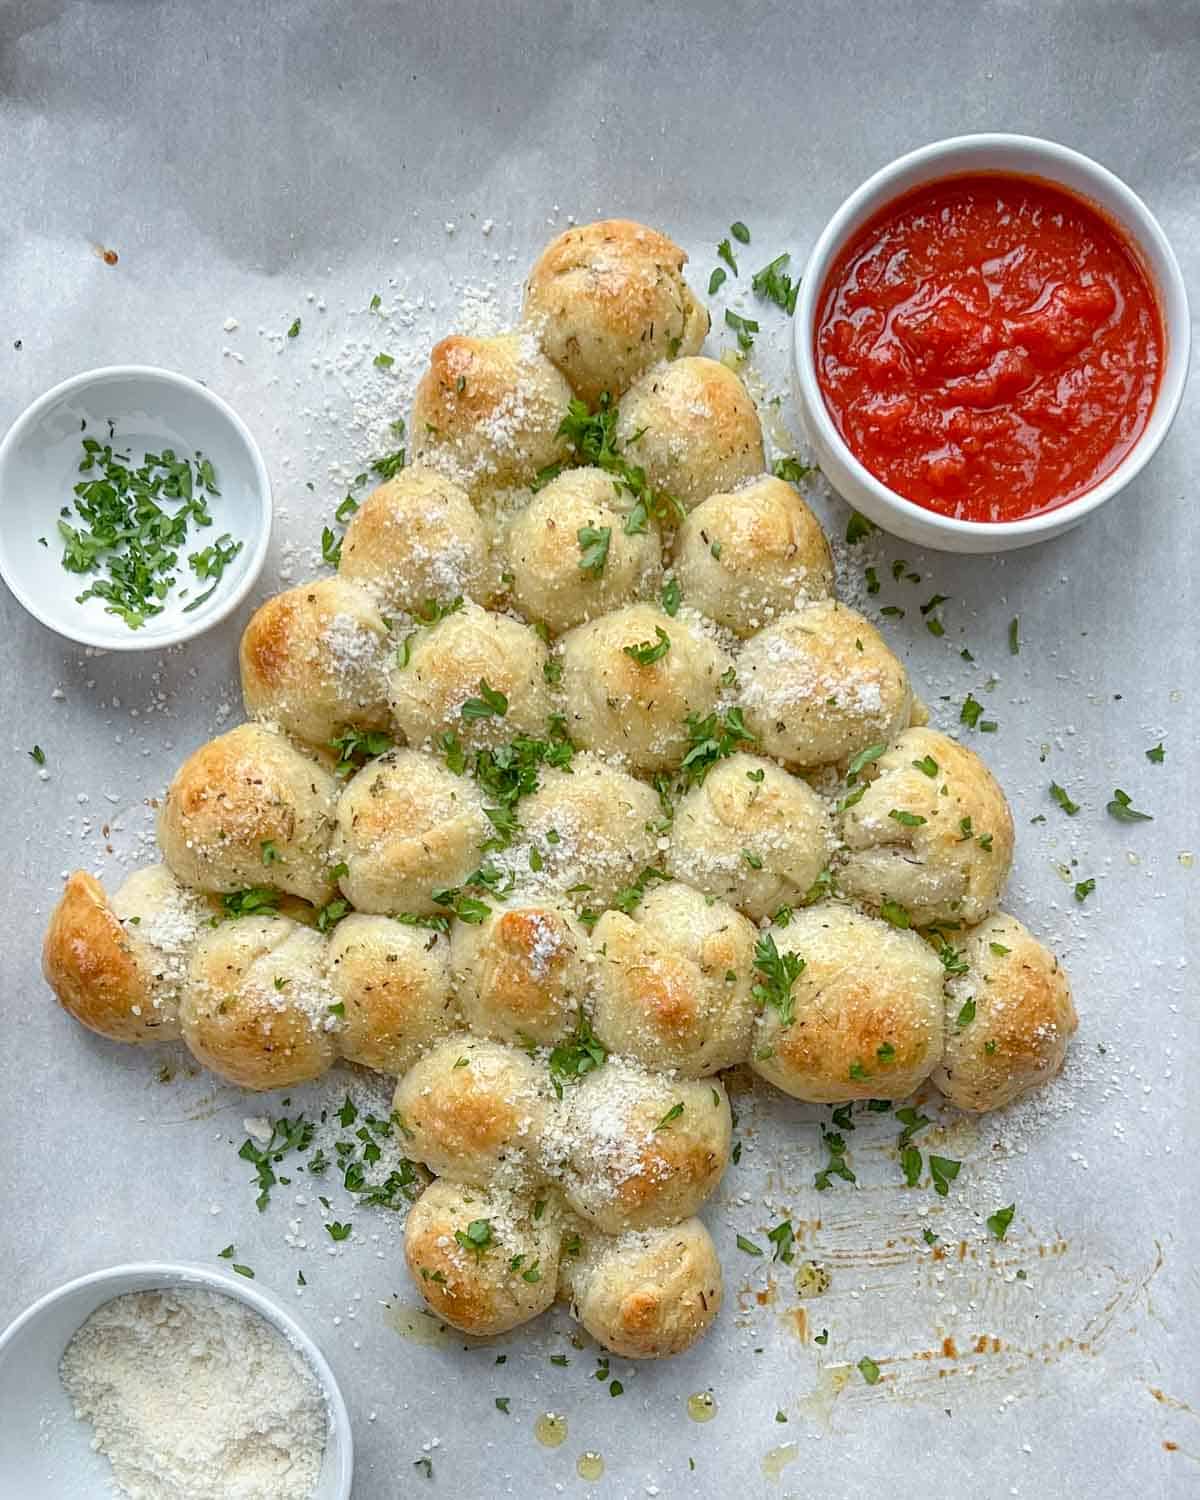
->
[0,366,271,647]
[792,134,1191,553]
[0,1262,353,1499]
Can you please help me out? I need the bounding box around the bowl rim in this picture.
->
[0,1259,354,1498]
[0,364,273,651]
[792,131,1192,542]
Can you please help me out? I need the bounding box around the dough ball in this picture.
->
[43,867,214,1044]
[591,882,758,1076]
[836,727,1014,927]
[325,913,457,1075]
[615,358,764,511]
[513,753,661,910]
[410,332,573,499]
[556,1060,731,1232]
[932,913,1077,1112]
[332,748,489,916]
[451,900,591,1047]
[571,1218,723,1359]
[239,576,391,750]
[504,467,661,633]
[181,916,337,1090]
[388,602,552,751]
[674,476,834,634]
[559,604,732,771]
[750,905,944,1102]
[157,724,339,906]
[337,465,489,613]
[738,603,913,772]
[404,1179,561,1336]
[523,219,708,404]
[665,752,831,922]
[392,1035,550,1186]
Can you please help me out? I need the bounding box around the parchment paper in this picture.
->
[1,3,1197,1496]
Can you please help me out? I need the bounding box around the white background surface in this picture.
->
[1,3,1197,1497]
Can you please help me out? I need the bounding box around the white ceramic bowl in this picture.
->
[792,134,1191,553]
[0,1262,353,1499]
[0,366,271,647]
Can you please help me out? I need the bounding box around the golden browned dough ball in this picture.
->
[554,1060,731,1232]
[42,866,214,1044]
[836,727,1015,927]
[590,882,758,1076]
[331,748,489,916]
[404,1179,561,1336]
[450,900,591,1047]
[388,602,552,751]
[750,904,944,1103]
[664,752,831,922]
[512,753,661,909]
[337,465,489,613]
[522,219,708,404]
[157,724,339,906]
[180,915,337,1090]
[570,1218,723,1359]
[738,603,913,772]
[409,332,573,500]
[615,358,764,512]
[932,913,1077,1112]
[392,1035,550,1186]
[324,913,457,1074]
[503,467,661,633]
[673,476,834,634]
[239,576,392,750]
[558,603,732,771]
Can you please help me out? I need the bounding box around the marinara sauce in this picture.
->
[815,174,1163,522]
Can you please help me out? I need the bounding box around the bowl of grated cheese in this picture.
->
[0,1261,353,1500]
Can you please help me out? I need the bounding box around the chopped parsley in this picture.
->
[1107,788,1152,822]
[857,1356,881,1385]
[736,1233,764,1257]
[986,1203,1015,1240]
[329,726,394,774]
[724,308,758,352]
[766,1218,795,1263]
[716,238,738,276]
[912,754,938,777]
[814,1128,855,1190]
[287,318,301,338]
[1074,877,1096,903]
[57,435,233,629]
[879,899,911,930]
[461,679,509,721]
[679,706,756,786]
[845,511,877,545]
[1008,616,1020,655]
[1049,781,1079,816]
[655,1102,685,1131]
[661,576,681,616]
[888,808,926,827]
[547,1011,607,1097]
[751,253,800,315]
[1145,742,1164,763]
[28,745,45,766]
[623,627,671,666]
[772,456,816,484]
[453,1218,493,1257]
[751,933,804,1027]
[577,524,611,577]
[928,1154,961,1197]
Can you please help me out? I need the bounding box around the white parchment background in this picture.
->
[1,2,1197,1497]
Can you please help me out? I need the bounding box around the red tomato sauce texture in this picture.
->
[815,174,1163,522]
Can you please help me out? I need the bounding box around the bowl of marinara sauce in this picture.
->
[793,135,1190,552]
